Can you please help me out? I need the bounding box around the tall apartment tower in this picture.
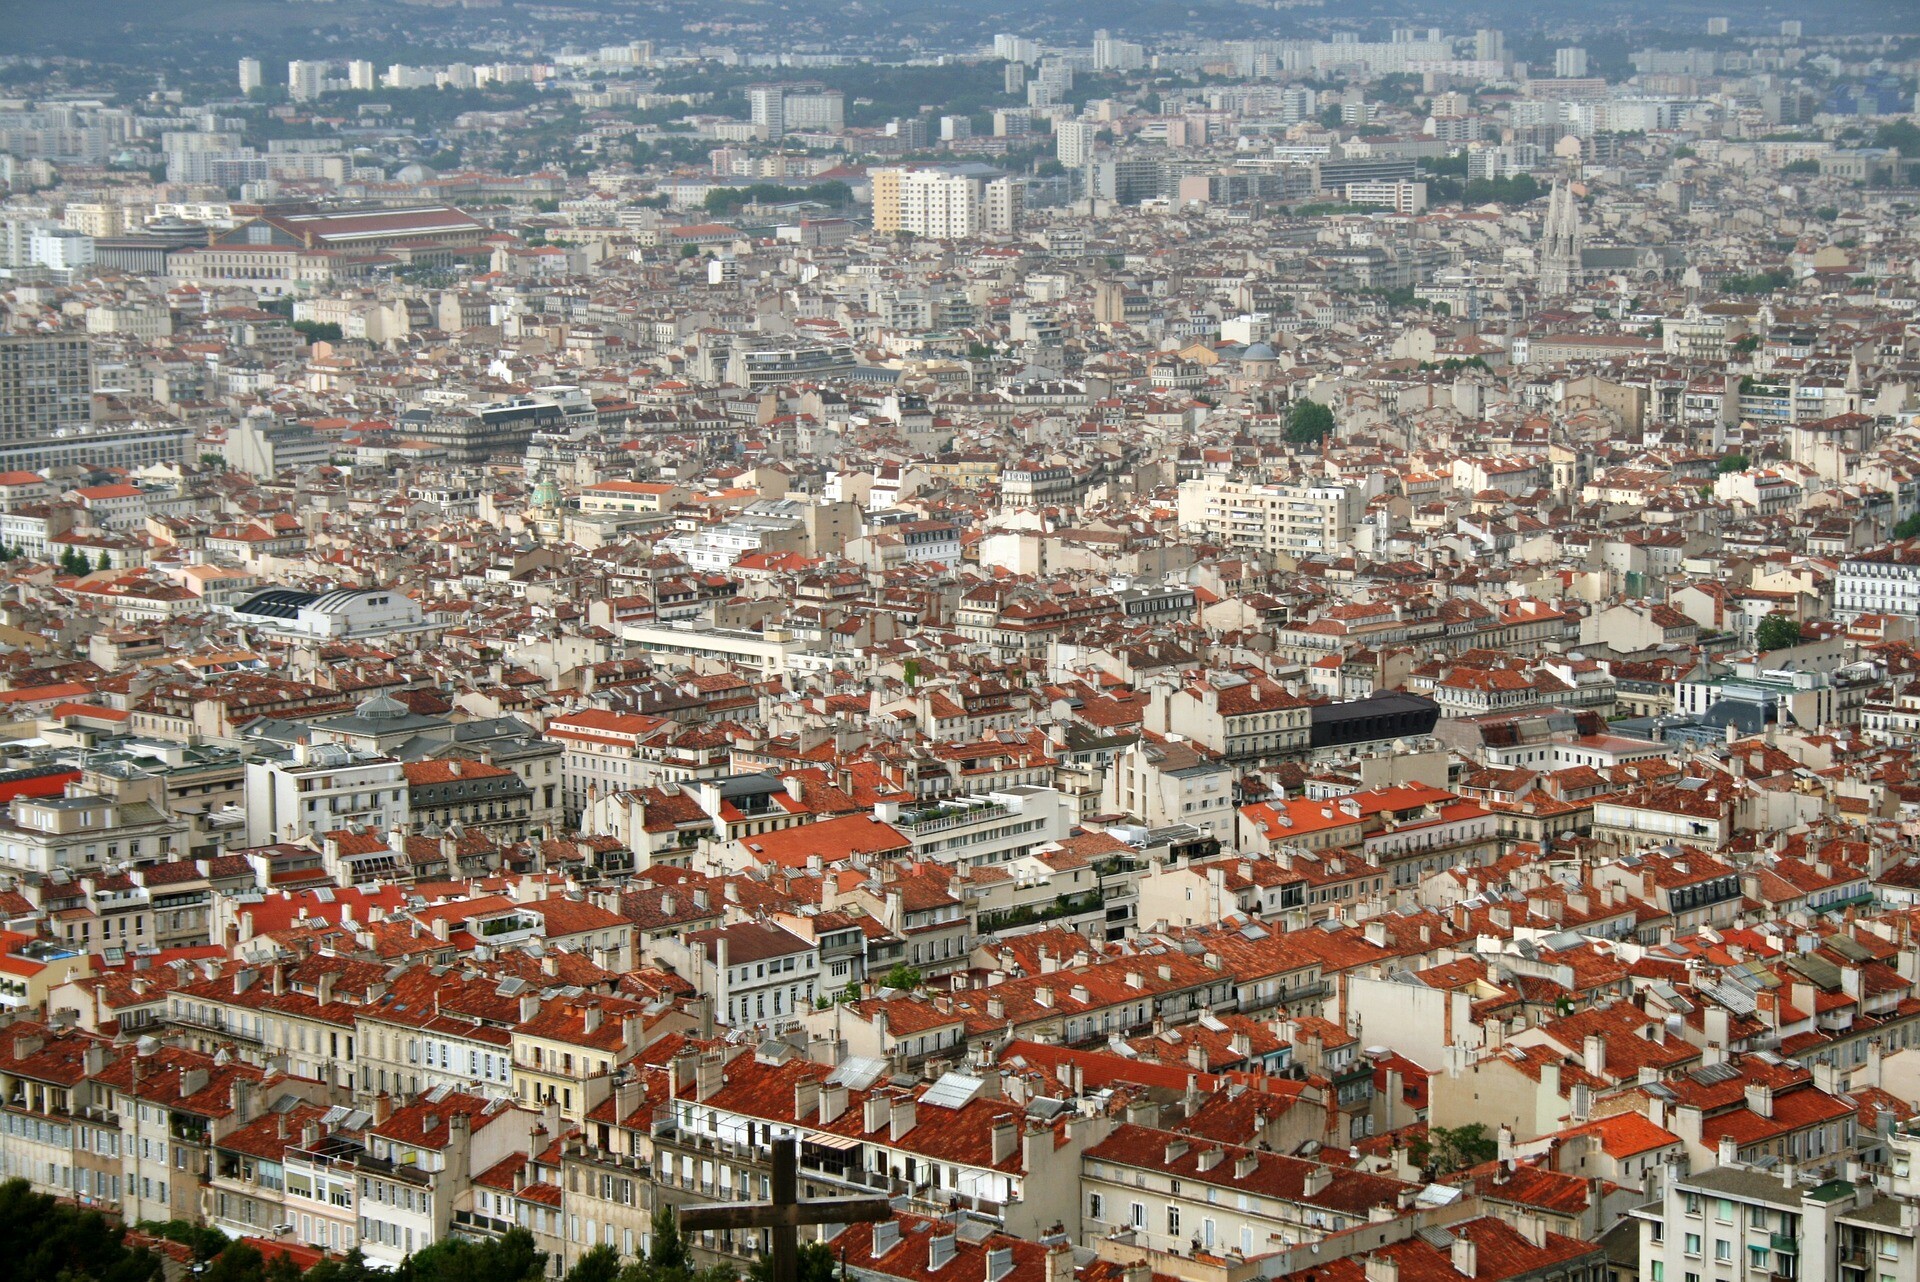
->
[1055,120,1097,169]
[288,60,326,102]
[748,85,785,139]
[1538,182,1582,297]
[0,335,93,446]
[238,58,263,94]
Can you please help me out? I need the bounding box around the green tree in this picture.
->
[200,452,226,469]
[306,1251,384,1282]
[98,550,113,572]
[647,1202,691,1279]
[135,1219,230,1262]
[567,1245,623,1282]
[881,964,923,991]
[1716,454,1750,473]
[1755,615,1801,652]
[1285,400,1335,447]
[291,320,343,343]
[202,1241,267,1282]
[747,1242,836,1282]
[1895,513,1920,540]
[1419,1124,1499,1174]
[0,1178,162,1282]
[397,1228,547,1282]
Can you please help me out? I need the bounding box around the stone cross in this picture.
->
[677,1135,892,1282]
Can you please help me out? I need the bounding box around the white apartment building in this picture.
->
[1175,475,1364,558]
[1056,120,1097,168]
[546,708,666,822]
[0,793,187,876]
[242,742,410,846]
[287,60,326,101]
[875,786,1075,871]
[1837,543,1920,620]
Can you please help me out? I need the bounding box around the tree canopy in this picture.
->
[1286,400,1335,447]
[0,1179,163,1282]
[1755,615,1801,652]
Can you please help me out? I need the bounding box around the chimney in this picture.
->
[520,993,542,1022]
[1746,1082,1774,1119]
[1365,1257,1399,1282]
[1045,1244,1073,1282]
[1582,1034,1606,1078]
[992,1117,1019,1164]
[695,1053,724,1102]
[929,1234,956,1272]
[180,1067,209,1099]
[986,1247,1015,1282]
[795,1078,821,1122]
[864,1093,890,1134]
[373,1091,393,1125]
[819,1081,848,1125]
[668,1048,698,1100]
[1451,1237,1477,1279]
[872,1222,902,1257]
[890,1094,918,1141]
[1304,1165,1332,1197]
[1235,1153,1259,1179]
[582,1003,602,1035]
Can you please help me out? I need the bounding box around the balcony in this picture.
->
[1770,1234,1798,1254]
[899,802,1010,835]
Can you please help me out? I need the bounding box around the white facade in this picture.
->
[243,744,410,845]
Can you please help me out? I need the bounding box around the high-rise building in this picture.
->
[1473,28,1506,64]
[871,167,1013,239]
[993,34,1039,63]
[1091,29,1144,72]
[747,85,786,139]
[783,88,844,134]
[347,60,376,92]
[287,60,326,102]
[0,334,93,447]
[983,176,1023,234]
[1055,120,1097,168]
[1706,16,1729,34]
[940,115,973,142]
[1538,181,1583,296]
[238,58,263,94]
[1554,47,1590,78]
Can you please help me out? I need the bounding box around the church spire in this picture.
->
[1539,182,1582,297]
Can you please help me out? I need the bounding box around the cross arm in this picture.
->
[679,1195,894,1233]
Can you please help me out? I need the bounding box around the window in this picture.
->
[1129,1203,1145,1231]
[1166,1206,1180,1236]
[1088,1195,1103,1222]
[1685,1233,1702,1257]
[1715,1240,1731,1262]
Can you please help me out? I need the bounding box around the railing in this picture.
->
[1770,1234,1799,1254]
[168,1011,265,1043]
[899,802,1011,835]
[978,890,1104,933]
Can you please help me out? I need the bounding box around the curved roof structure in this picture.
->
[234,588,318,620]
